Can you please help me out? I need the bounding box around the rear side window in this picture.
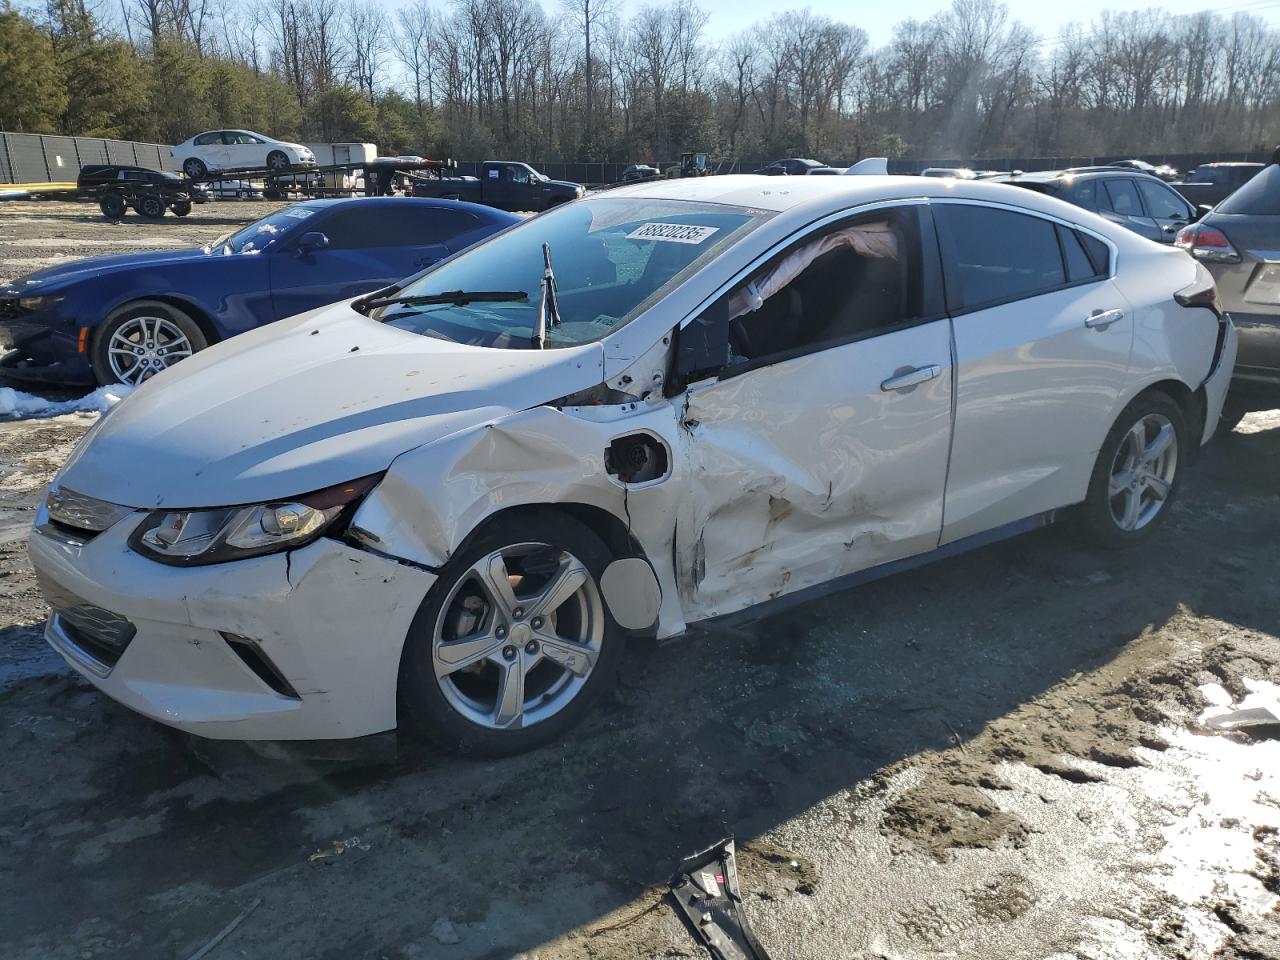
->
[194,132,221,146]
[323,205,480,248]
[1103,179,1143,216]
[1058,226,1099,283]
[936,205,1067,311]
[1136,179,1190,220]
[1217,165,1280,216]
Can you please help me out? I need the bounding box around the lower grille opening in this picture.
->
[221,634,301,700]
[53,607,137,670]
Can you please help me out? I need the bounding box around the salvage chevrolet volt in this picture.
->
[29,176,1236,754]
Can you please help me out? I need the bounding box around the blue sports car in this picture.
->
[0,197,519,386]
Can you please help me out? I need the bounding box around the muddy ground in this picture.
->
[0,200,1278,960]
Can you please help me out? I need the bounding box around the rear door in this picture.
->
[935,202,1133,542]
[268,202,480,320]
[1135,177,1194,243]
[1098,178,1161,242]
[193,131,229,171]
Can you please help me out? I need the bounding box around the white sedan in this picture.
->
[171,130,315,179]
[29,176,1235,755]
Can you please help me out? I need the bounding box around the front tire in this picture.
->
[399,512,625,756]
[1079,391,1186,548]
[170,200,192,217]
[266,150,290,172]
[91,301,208,386]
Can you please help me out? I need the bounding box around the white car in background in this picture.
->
[172,130,315,179]
[30,176,1234,756]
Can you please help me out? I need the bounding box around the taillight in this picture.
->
[1174,224,1241,263]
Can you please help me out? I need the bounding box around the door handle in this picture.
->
[880,364,941,392]
[1085,308,1125,330]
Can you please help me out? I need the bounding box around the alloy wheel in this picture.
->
[107,315,194,384]
[1108,412,1178,532]
[432,542,604,731]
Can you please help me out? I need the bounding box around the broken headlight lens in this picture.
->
[129,475,379,566]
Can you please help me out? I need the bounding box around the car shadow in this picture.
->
[2,419,1278,958]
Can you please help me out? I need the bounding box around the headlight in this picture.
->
[18,294,64,312]
[129,475,379,566]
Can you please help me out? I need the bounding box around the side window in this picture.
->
[1073,179,1099,211]
[1136,179,1190,220]
[316,207,388,249]
[721,206,926,368]
[1078,232,1112,276]
[390,207,480,246]
[507,165,531,185]
[1103,179,1143,217]
[1057,226,1105,283]
[194,132,221,146]
[936,205,1066,311]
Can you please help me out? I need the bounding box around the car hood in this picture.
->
[547,179,582,193]
[55,304,607,509]
[2,248,210,291]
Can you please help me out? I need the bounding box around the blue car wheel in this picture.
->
[91,301,208,386]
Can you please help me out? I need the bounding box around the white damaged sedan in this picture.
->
[30,176,1236,754]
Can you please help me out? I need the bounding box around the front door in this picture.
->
[676,204,955,620]
[933,202,1134,543]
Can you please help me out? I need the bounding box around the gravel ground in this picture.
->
[0,200,1278,960]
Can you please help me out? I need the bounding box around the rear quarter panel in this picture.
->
[1110,242,1218,403]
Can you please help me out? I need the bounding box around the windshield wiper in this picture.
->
[532,242,561,350]
[363,290,529,310]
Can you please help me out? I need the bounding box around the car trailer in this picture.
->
[4,158,463,219]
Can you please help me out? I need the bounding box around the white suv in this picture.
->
[172,130,315,179]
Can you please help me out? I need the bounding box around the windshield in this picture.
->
[371,197,773,348]
[1216,165,1280,216]
[221,206,317,254]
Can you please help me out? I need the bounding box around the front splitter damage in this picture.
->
[669,838,772,960]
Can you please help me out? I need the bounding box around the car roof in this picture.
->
[1199,162,1264,168]
[288,196,519,219]
[605,173,1117,221]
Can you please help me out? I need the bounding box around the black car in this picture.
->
[621,164,660,183]
[992,167,1197,244]
[754,158,830,176]
[76,165,208,219]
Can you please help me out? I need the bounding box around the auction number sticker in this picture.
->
[627,222,720,244]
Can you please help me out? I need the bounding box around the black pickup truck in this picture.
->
[1172,162,1264,209]
[410,161,583,212]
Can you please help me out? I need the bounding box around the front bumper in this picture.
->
[28,504,436,740]
[0,301,96,385]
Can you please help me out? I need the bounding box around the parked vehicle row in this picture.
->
[24,174,1234,755]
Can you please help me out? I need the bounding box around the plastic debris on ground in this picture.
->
[0,384,132,420]
[669,838,772,960]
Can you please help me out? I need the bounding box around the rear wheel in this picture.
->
[399,513,625,755]
[91,301,208,386]
[98,192,127,219]
[1079,391,1186,548]
[182,157,208,179]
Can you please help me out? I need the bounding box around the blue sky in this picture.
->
[676,0,1280,43]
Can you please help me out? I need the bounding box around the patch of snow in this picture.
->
[0,384,132,420]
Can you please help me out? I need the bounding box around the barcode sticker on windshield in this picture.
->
[627,222,720,244]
